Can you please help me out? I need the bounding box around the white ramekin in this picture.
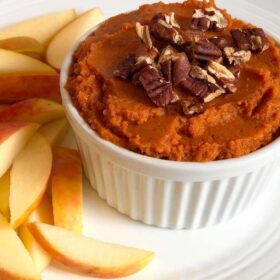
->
[60,23,280,230]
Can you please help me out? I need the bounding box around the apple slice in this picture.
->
[0,49,56,74]
[29,223,155,278]
[0,98,64,124]
[0,171,10,219]
[19,195,53,273]
[38,119,68,147]
[0,122,39,177]
[52,148,83,233]
[10,133,52,228]
[0,37,44,59]
[46,7,103,69]
[0,74,61,102]
[0,9,76,46]
[0,214,40,280]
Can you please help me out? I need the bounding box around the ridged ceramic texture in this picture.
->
[72,128,277,229]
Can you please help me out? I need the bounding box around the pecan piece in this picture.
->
[135,44,159,61]
[181,98,204,116]
[247,28,269,52]
[149,13,184,45]
[172,52,191,86]
[158,46,178,82]
[164,12,180,28]
[231,28,269,53]
[138,65,179,107]
[192,8,228,32]
[224,47,251,65]
[181,77,209,100]
[209,37,229,49]
[136,22,153,49]
[230,29,251,51]
[182,29,205,44]
[189,65,226,102]
[207,61,237,93]
[193,39,223,62]
[113,54,135,80]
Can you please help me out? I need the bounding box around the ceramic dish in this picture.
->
[61,2,280,230]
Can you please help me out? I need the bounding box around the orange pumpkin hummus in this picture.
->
[67,1,280,162]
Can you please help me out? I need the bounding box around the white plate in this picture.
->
[0,0,280,279]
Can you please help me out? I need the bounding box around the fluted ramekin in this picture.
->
[60,24,280,230]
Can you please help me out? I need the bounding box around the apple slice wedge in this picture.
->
[0,37,44,59]
[0,213,40,280]
[0,48,56,74]
[0,9,76,46]
[19,195,53,273]
[52,148,83,233]
[10,133,52,228]
[38,119,68,147]
[0,122,39,177]
[0,98,64,124]
[0,74,61,102]
[0,171,10,219]
[29,222,155,278]
[46,7,103,69]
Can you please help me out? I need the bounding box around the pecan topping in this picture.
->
[113,11,269,112]
[135,44,159,63]
[192,8,228,31]
[224,47,252,65]
[173,53,191,85]
[209,37,228,49]
[149,13,184,45]
[189,65,226,102]
[193,39,223,62]
[138,66,179,106]
[207,61,237,93]
[136,22,153,49]
[231,28,269,53]
[164,12,180,28]
[182,29,205,44]
[113,54,135,80]
[230,29,251,51]
[158,46,178,82]
[181,98,204,116]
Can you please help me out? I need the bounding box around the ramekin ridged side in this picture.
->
[60,24,280,230]
[65,109,278,229]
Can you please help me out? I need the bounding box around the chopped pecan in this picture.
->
[231,28,269,53]
[136,22,153,49]
[149,13,184,45]
[230,29,251,50]
[135,44,159,61]
[181,77,209,100]
[138,65,178,106]
[191,8,228,31]
[181,29,205,44]
[209,37,229,49]
[190,65,217,85]
[181,98,204,116]
[148,82,178,107]
[164,12,180,28]
[172,52,191,85]
[113,54,135,80]
[158,46,178,82]
[192,17,210,32]
[207,61,237,93]
[193,39,223,62]
[224,47,251,65]
[189,65,226,102]
[247,28,269,52]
